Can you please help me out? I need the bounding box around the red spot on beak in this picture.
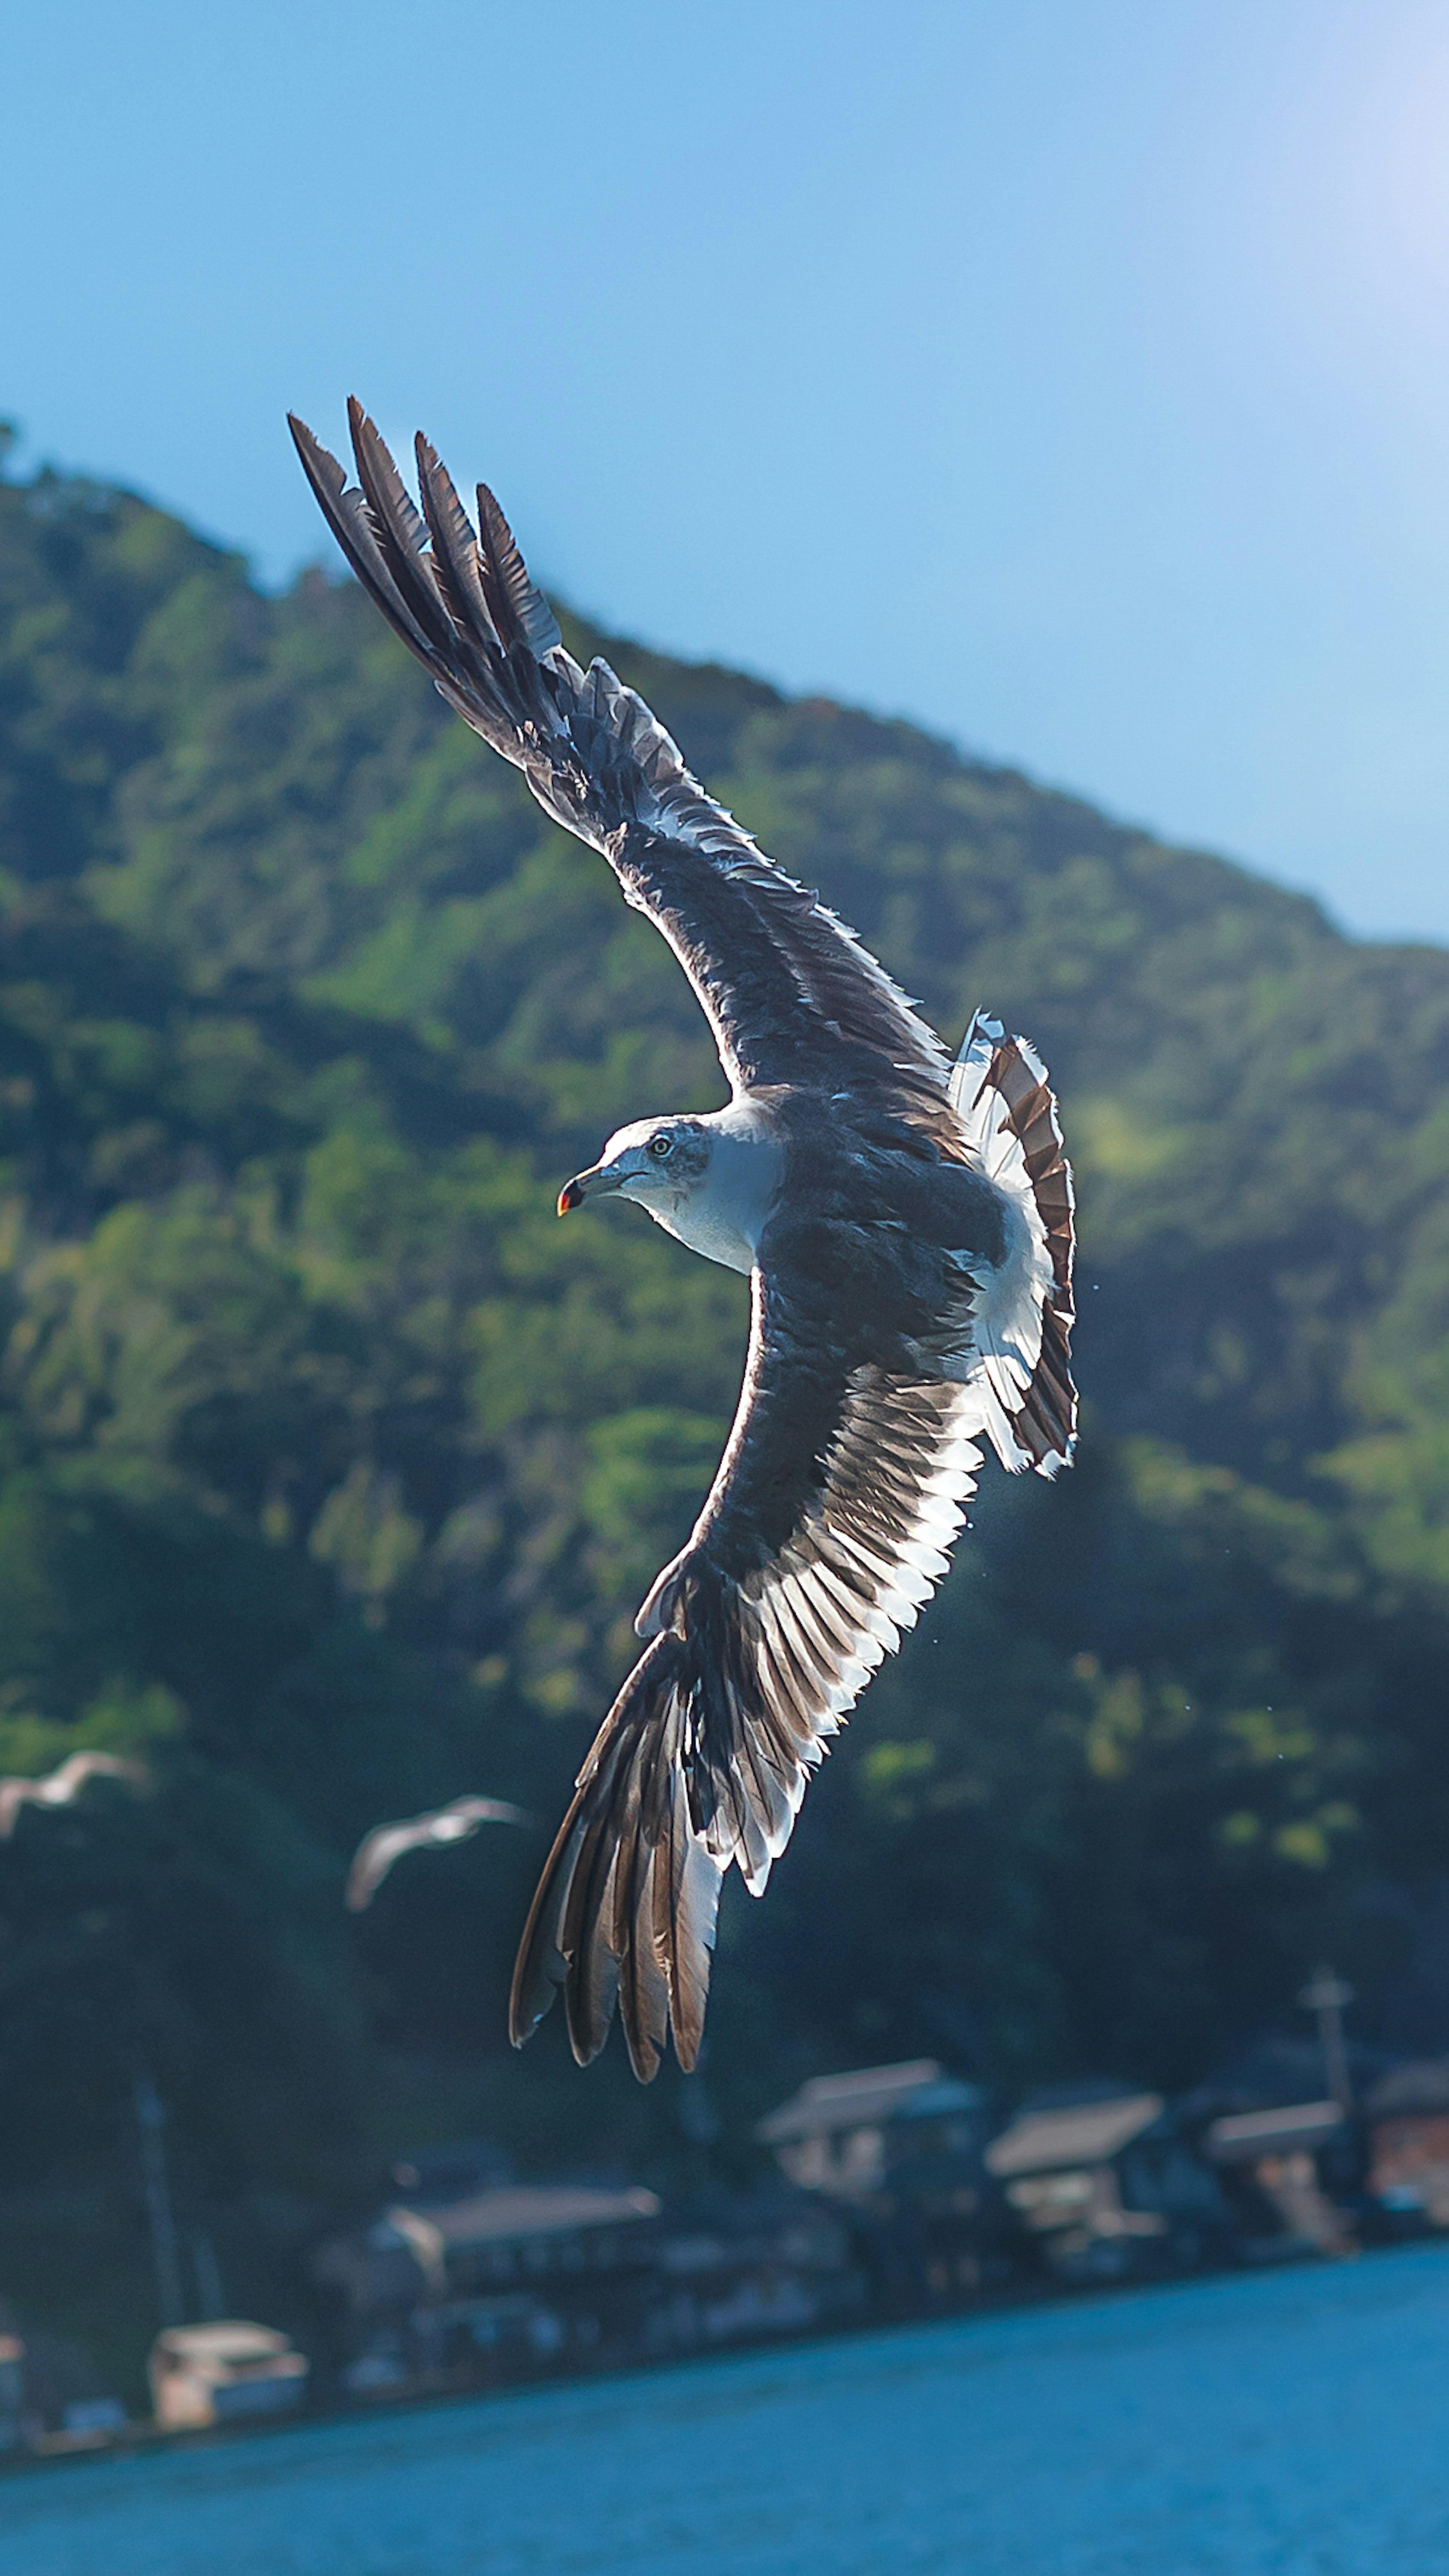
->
[557,1179,583,1215]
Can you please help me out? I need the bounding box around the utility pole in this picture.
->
[134,2073,185,2328]
[191,2230,225,2322]
[1299,1965,1355,2112]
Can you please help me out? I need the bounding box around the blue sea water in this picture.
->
[3,2245,1448,2576]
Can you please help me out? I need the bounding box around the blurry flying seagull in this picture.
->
[0,1750,146,1839]
[291,403,1077,2082]
[346,1797,532,1912]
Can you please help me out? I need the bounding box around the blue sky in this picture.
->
[5,0,1449,941]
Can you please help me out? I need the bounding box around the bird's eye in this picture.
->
[647,1134,674,1159]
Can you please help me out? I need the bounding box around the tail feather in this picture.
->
[948,1012,1077,1475]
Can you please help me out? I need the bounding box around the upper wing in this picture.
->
[509,1269,983,2079]
[346,1821,428,1911]
[346,1798,530,1909]
[289,406,957,1145]
[36,1750,145,1808]
[447,1797,531,1831]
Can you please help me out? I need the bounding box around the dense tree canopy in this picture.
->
[1,437,1447,2382]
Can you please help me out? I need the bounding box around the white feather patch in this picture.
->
[945,1013,1076,1475]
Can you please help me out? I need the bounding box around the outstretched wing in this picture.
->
[446,1796,532,1831]
[0,1782,32,1839]
[346,1821,426,1911]
[289,406,957,1147]
[346,1797,530,1911]
[43,1750,145,1802]
[0,1751,145,1834]
[509,1269,983,2079]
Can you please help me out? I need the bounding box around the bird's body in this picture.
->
[0,1750,146,1839]
[291,402,1077,2082]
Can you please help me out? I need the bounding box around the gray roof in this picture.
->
[757,2060,983,2145]
[1204,2101,1344,2164]
[985,2093,1164,2178]
[388,2184,660,2253]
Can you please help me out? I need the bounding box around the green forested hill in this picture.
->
[2,437,1448,2376]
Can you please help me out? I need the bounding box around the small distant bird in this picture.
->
[292,404,1077,2083]
[346,1797,532,1912]
[0,1750,146,1839]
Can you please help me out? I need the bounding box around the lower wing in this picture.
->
[510,1270,984,2080]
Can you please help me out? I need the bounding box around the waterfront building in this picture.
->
[756,2060,1010,2310]
[315,2180,664,2392]
[984,2090,1227,2280]
[1200,2101,1352,2256]
[148,2322,309,2429]
[1363,2059,1449,2227]
[316,2164,863,2395]
[639,2185,865,2356]
[756,2060,988,2199]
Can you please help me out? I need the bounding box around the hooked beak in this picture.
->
[557,1163,624,1216]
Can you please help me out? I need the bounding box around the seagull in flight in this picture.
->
[290,403,1077,2082]
[346,1796,532,1912]
[0,1750,146,1839]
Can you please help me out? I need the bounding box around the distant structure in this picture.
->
[1298,1966,1355,2111]
[1363,2059,1449,2228]
[1201,2100,1352,2257]
[346,1797,531,1910]
[0,2324,21,2451]
[985,2091,1226,2279]
[315,2168,860,2393]
[757,2061,986,2199]
[0,1751,145,1839]
[756,2060,1004,2313]
[148,2323,308,2430]
[318,2179,660,2390]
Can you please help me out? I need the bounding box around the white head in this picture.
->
[557,1103,783,1276]
[557,1117,713,1219]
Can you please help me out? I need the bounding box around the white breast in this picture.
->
[656,1198,756,1275]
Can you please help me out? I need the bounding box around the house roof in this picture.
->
[1204,2100,1344,2163]
[154,2322,295,2364]
[387,2184,660,2253]
[1364,2058,1449,2119]
[984,2093,1164,2178]
[756,2060,984,2144]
